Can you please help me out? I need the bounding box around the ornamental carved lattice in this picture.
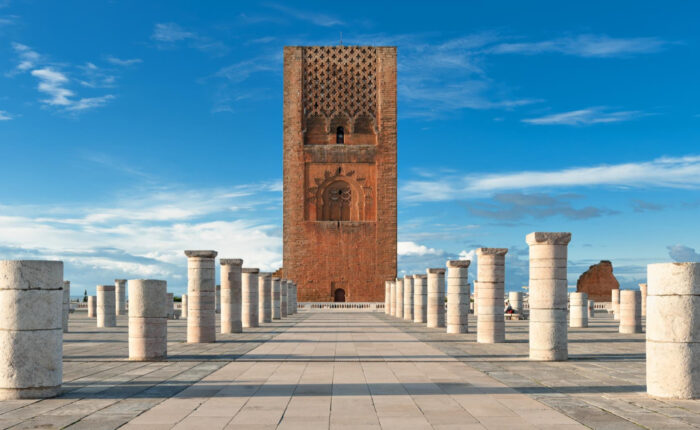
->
[302,46,377,123]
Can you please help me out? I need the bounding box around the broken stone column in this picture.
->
[509,291,523,314]
[62,281,70,333]
[569,292,588,328]
[477,248,508,343]
[280,279,288,318]
[128,279,167,361]
[395,278,404,319]
[588,299,595,319]
[181,294,187,319]
[639,283,647,317]
[220,259,242,334]
[87,295,96,318]
[403,275,414,321]
[426,268,446,328]
[0,260,63,400]
[97,284,116,328]
[619,290,642,334]
[272,277,281,319]
[385,281,391,314]
[413,274,427,323]
[390,280,396,317]
[215,284,221,314]
[115,279,127,316]
[185,250,217,343]
[527,232,571,361]
[446,260,470,334]
[647,263,700,398]
[242,268,259,328]
[258,273,272,324]
[612,288,620,321]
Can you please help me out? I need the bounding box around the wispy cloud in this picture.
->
[0,110,12,120]
[667,245,700,262]
[465,192,618,221]
[151,23,228,56]
[631,199,664,213]
[489,34,669,58]
[397,241,443,257]
[106,56,142,66]
[11,42,41,72]
[265,3,344,27]
[522,107,646,125]
[403,155,700,201]
[152,22,196,42]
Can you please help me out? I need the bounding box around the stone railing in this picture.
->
[298,302,385,312]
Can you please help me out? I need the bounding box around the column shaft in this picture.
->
[395,278,404,319]
[258,273,272,324]
[447,260,470,334]
[403,275,414,321]
[62,281,70,333]
[97,285,116,328]
[87,295,96,318]
[477,248,507,343]
[185,250,217,343]
[569,292,588,328]
[272,277,281,319]
[242,268,259,327]
[115,279,127,316]
[413,275,427,323]
[619,289,642,334]
[220,259,242,333]
[426,268,445,328]
[128,279,167,361]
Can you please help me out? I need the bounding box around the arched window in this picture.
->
[336,126,344,144]
[321,180,351,221]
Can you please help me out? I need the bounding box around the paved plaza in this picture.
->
[0,310,697,429]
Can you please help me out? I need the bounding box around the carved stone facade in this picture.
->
[283,46,397,302]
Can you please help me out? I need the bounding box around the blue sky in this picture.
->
[1,1,699,296]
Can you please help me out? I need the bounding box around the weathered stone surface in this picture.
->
[87,295,96,318]
[127,279,167,361]
[569,292,588,328]
[258,273,272,324]
[413,274,427,323]
[611,288,620,321]
[576,260,620,302]
[221,259,242,333]
[185,250,216,343]
[242,269,259,327]
[403,275,413,321]
[280,279,288,318]
[446,260,470,334]
[619,289,642,334]
[181,293,187,319]
[115,279,127,316]
[389,280,396,317]
[272,277,281,320]
[62,280,70,333]
[395,278,404,319]
[426,268,445,328]
[477,249,507,342]
[96,285,116,328]
[384,281,390,315]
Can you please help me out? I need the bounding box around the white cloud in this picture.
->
[106,56,142,66]
[31,67,74,106]
[403,155,700,202]
[522,107,645,126]
[397,241,443,256]
[458,249,476,262]
[266,3,344,27]
[152,23,196,42]
[0,110,12,120]
[11,42,41,71]
[489,34,668,57]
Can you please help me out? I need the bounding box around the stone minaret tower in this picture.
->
[283,46,397,302]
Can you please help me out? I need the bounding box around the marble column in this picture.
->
[185,250,217,343]
[166,292,174,319]
[62,280,70,333]
[0,260,63,399]
[390,281,396,317]
[477,248,507,343]
[215,284,221,314]
[619,290,642,334]
[115,279,127,316]
[280,279,288,318]
[395,278,404,319]
[647,263,700,398]
[242,268,259,328]
[639,283,648,317]
[385,281,391,315]
[612,288,620,321]
[258,273,272,324]
[509,291,524,314]
[588,299,595,319]
[97,284,116,328]
[526,232,571,361]
[446,260,470,334]
[128,279,167,361]
[403,275,414,321]
[272,277,281,320]
[181,294,188,319]
[426,268,446,328]
[413,274,427,323]
[569,292,588,328]
[87,295,96,318]
[220,259,243,334]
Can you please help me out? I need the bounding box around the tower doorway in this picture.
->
[334,288,346,302]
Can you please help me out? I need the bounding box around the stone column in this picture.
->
[403,275,414,321]
[215,284,221,314]
[280,279,288,318]
[287,281,294,316]
[446,260,470,334]
[612,288,620,321]
[477,248,508,343]
[128,279,167,361]
[96,284,116,328]
[290,282,298,314]
[62,281,70,333]
[87,295,96,318]
[639,283,647,317]
[258,273,272,324]
[413,274,427,323]
[272,277,281,319]
[588,299,595,319]
[220,259,243,333]
[395,278,404,319]
[619,290,642,334]
[242,268,259,328]
[473,281,479,316]
[647,263,700,398]
[390,281,396,317]
[509,291,523,314]
[165,292,174,319]
[115,279,127,316]
[185,250,217,343]
[181,294,187,319]
[526,232,571,361]
[384,281,391,315]
[0,260,63,399]
[426,268,446,328]
[569,292,588,328]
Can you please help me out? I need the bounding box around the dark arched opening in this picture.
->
[334,288,346,302]
[336,126,344,144]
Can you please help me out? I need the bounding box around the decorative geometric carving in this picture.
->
[302,46,377,124]
[307,168,373,221]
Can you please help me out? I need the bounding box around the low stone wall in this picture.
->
[299,302,385,312]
